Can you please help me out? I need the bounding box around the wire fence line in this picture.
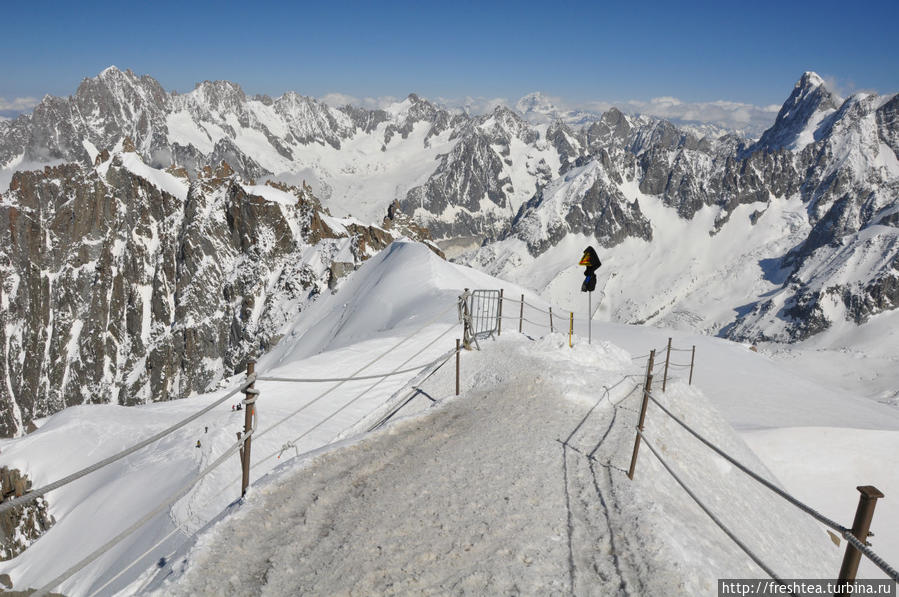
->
[266,322,460,462]
[637,387,899,583]
[251,302,459,444]
[14,296,463,596]
[33,406,258,597]
[637,430,790,587]
[645,390,848,534]
[257,361,439,383]
[0,376,256,517]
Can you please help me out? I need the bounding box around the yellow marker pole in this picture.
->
[569,312,574,348]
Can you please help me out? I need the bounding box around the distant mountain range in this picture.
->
[0,67,896,437]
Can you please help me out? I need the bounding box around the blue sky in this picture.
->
[2,0,897,115]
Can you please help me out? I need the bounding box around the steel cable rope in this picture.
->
[34,408,258,597]
[644,390,849,535]
[637,430,790,589]
[359,344,458,432]
[82,302,458,590]
[257,361,440,383]
[0,376,255,516]
[843,534,899,582]
[269,322,459,460]
[250,301,459,444]
[250,321,458,469]
[87,525,181,597]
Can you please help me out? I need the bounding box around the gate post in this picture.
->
[497,289,504,336]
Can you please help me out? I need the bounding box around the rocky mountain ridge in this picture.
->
[0,142,435,437]
[464,73,898,344]
[1,69,897,436]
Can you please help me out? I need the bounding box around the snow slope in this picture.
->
[0,241,896,595]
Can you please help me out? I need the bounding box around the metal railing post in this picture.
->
[455,339,460,396]
[628,350,655,480]
[838,486,885,585]
[663,337,672,392]
[569,312,573,348]
[497,289,503,336]
[689,345,696,385]
[519,294,524,333]
[240,360,256,497]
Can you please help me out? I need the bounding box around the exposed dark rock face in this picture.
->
[0,467,54,561]
[0,154,410,437]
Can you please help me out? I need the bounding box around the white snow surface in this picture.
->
[0,242,896,596]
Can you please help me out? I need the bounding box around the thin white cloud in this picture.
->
[318,93,400,110]
[437,96,510,115]
[317,90,779,136]
[0,96,39,111]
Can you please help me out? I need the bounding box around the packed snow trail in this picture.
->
[148,334,838,596]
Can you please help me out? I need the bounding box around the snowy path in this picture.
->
[150,334,839,596]
[151,341,654,595]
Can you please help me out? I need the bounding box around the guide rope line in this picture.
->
[362,344,458,432]
[644,390,850,535]
[0,376,255,516]
[637,430,790,590]
[277,322,459,457]
[34,408,257,597]
[86,525,182,597]
[252,321,458,467]
[251,301,458,444]
[257,361,440,383]
[844,533,899,582]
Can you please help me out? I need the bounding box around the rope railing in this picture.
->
[637,387,899,583]
[251,303,459,444]
[637,430,789,587]
[271,322,459,458]
[844,534,899,582]
[257,361,440,383]
[645,390,849,534]
[13,297,462,595]
[33,404,258,597]
[249,321,459,467]
[0,376,256,516]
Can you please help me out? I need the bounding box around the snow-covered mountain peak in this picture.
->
[754,71,840,152]
[798,70,827,91]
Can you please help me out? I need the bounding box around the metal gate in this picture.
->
[460,289,501,349]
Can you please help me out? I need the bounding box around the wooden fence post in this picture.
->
[519,294,524,333]
[837,486,884,585]
[549,307,554,333]
[689,345,696,385]
[455,339,460,396]
[628,350,656,480]
[497,289,503,336]
[663,337,672,392]
[240,360,257,497]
